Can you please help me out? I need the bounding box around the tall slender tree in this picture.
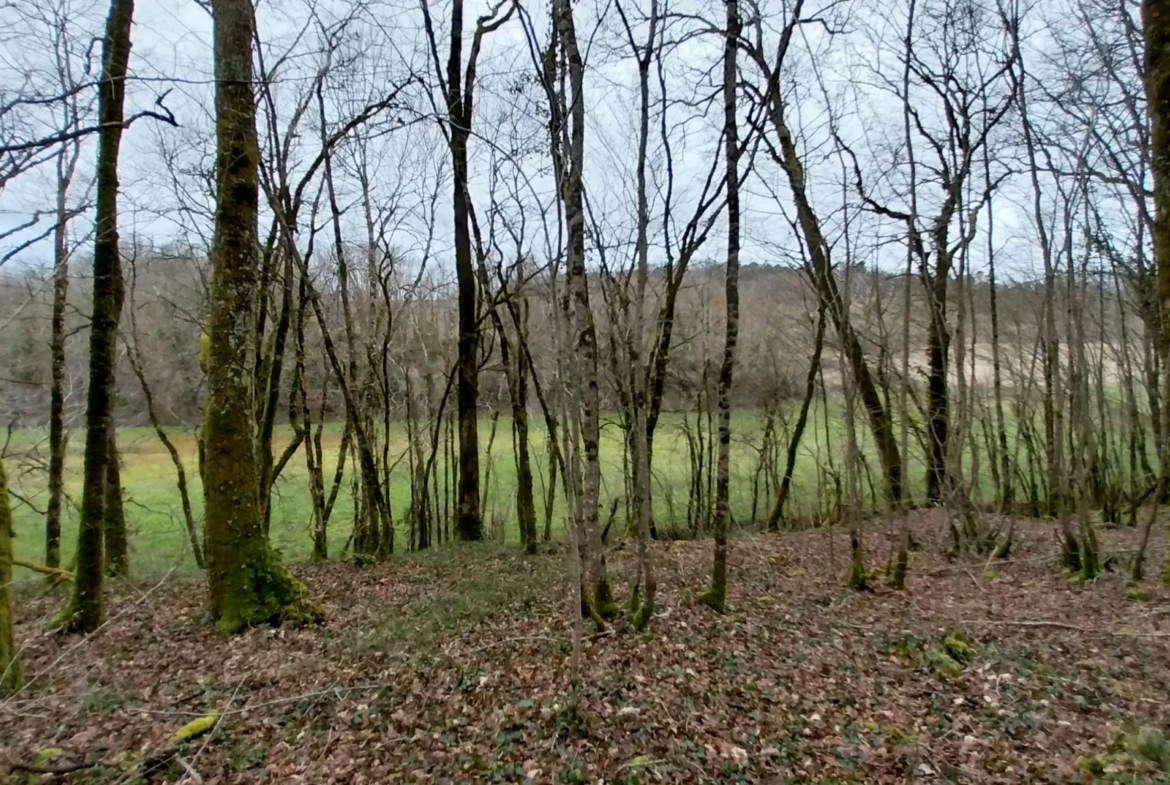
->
[418,0,511,542]
[52,0,134,633]
[702,0,741,612]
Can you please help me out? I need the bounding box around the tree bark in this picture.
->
[46,139,79,572]
[1145,0,1170,581]
[0,459,21,693]
[444,0,482,542]
[702,0,741,612]
[615,0,659,628]
[104,432,127,577]
[204,0,315,634]
[53,0,133,633]
[766,304,825,530]
[552,0,614,616]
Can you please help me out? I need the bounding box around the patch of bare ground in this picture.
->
[4,514,1170,783]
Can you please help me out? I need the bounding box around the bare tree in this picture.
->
[52,0,134,633]
[701,0,742,612]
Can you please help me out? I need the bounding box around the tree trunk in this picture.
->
[126,335,205,569]
[767,304,825,530]
[702,0,741,612]
[104,432,127,577]
[1145,0,1170,582]
[53,0,133,633]
[444,0,482,542]
[615,0,660,628]
[925,263,951,503]
[204,0,315,634]
[552,0,613,617]
[750,41,903,505]
[46,140,79,572]
[0,459,21,693]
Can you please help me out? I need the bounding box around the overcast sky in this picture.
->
[0,0,1144,287]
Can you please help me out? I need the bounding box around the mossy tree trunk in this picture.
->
[204,0,315,634]
[54,0,133,633]
[46,134,81,572]
[702,0,741,613]
[105,432,127,577]
[0,459,22,694]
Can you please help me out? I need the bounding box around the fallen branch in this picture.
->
[12,558,73,582]
[8,759,96,776]
[961,619,1170,638]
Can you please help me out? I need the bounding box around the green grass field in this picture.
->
[2,400,1135,579]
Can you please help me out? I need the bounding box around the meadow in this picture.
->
[3,407,922,575]
[3,400,1114,580]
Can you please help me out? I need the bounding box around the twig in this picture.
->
[175,755,203,784]
[444,635,559,658]
[7,759,96,776]
[961,619,1170,638]
[1,566,178,712]
[125,683,392,719]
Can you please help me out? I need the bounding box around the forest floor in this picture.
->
[4,513,1170,784]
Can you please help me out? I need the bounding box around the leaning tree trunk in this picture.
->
[203,0,315,634]
[754,54,903,505]
[767,303,825,531]
[52,0,133,633]
[0,459,21,693]
[702,0,741,612]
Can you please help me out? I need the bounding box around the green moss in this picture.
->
[591,576,620,621]
[1126,585,1151,602]
[847,561,870,592]
[928,648,963,679]
[33,748,63,766]
[1074,755,1106,776]
[213,553,322,635]
[1128,727,1170,768]
[172,712,219,742]
[847,531,870,591]
[886,545,908,590]
[943,629,977,664]
[0,460,23,694]
[1062,533,1082,573]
